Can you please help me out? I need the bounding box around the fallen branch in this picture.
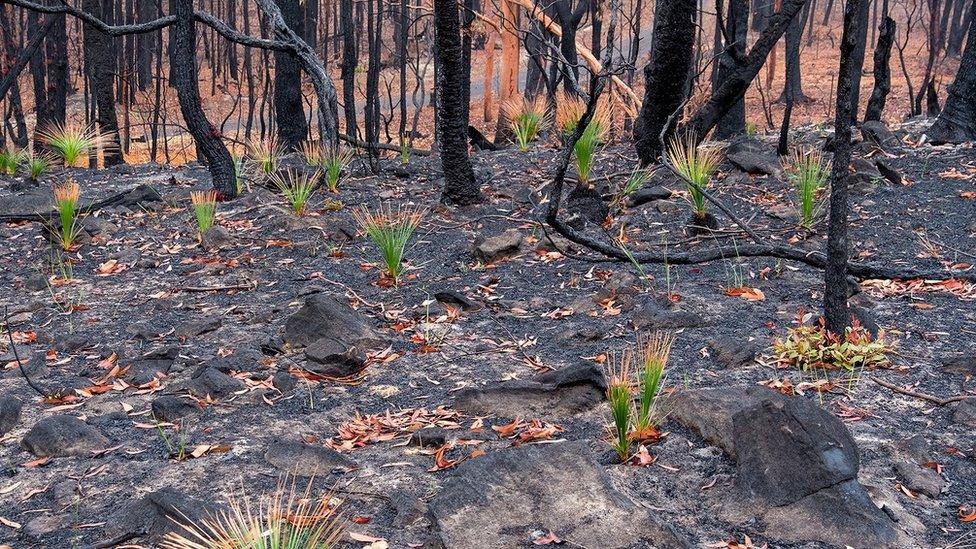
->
[0,184,163,223]
[871,376,974,407]
[3,306,48,398]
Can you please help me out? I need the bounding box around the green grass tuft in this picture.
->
[352,203,426,285]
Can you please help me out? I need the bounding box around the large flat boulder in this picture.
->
[283,293,385,348]
[429,441,692,548]
[21,415,109,458]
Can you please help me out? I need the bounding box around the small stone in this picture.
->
[264,439,357,476]
[893,461,944,498]
[187,367,244,399]
[0,394,23,435]
[433,290,482,312]
[628,185,673,207]
[175,316,222,338]
[472,229,523,263]
[151,396,200,423]
[272,371,297,393]
[200,225,235,251]
[304,337,367,377]
[708,336,758,368]
[952,399,976,428]
[939,355,976,377]
[21,415,109,457]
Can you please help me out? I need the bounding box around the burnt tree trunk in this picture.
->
[864,15,895,121]
[83,0,124,166]
[846,0,870,124]
[274,0,309,150]
[928,4,976,142]
[948,0,973,55]
[433,0,484,205]
[553,0,588,93]
[824,0,864,335]
[633,0,697,163]
[136,0,154,90]
[364,0,382,168]
[340,0,358,138]
[779,0,811,103]
[715,0,750,140]
[683,0,809,141]
[170,0,237,197]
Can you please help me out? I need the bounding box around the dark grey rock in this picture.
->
[670,386,785,456]
[407,427,451,448]
[893,461,944,498]
[304,337,367,377]
[272,371,297,393]
[453,362,606,418]
[200,226,235,250]
[126,347,179,385]
[631,303,707,330]
[176,316,222,338]
[952,398,976,428]
[283,293,386,349]
[708,336,759,368]
[433,290,482,312]
[0,394,22,435]
[264,439,357,476]
[472,229,523,262]
[860,121,903,152]
[733,396,859,506]
[875,158,903,185]
[429,441,693,548]
[849,157,884,192]
[567,184,609,225]
[726,137,782,177]
[730,394,899,547]
[21,415,109,457]
[108,487,213,541]
[187,367,244,399]
[940,355,976,377]
[628,185,673,207]
[150,395,200,423]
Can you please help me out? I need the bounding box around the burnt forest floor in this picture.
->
[1,121,975,549]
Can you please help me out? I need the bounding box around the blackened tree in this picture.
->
[927,9,976,143]
[82,0,124,166]
[633,0,697,163]
[824,0,864,335]
[274,0,309,150]
[864,15,895,122]
[433,0,484,205]
[715,0,749,140]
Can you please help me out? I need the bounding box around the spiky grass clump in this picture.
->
[352,203,425,285]
[190,190,218,236]
[572,105,613,185]
[555,93,586,139]
[37,122,112,167]
[160,477,345,549]
[247,137,284,177]
[501,95,551,152]
[298,140,323,167]
[232,154,247,195]
[52,180,82,250]
[0,148,22,175]
[635,332,673,434]
[783,147,830,230]
[666,134,722,219]
[321,147,354,193]
[21,152,52,180]
[606,352,633,462]
[271,170,320,216]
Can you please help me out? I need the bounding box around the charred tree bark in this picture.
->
[683,0,808,142]
[170,0,237,197]
[779,0,811,103]
[633,0,697,163]
[364,0,382,167]
[928,7,976,142]
[846,0,869,124]
[824,0,863,335]
[83,0,124,166]
[274,0,309,150]
[947,0,973,55]
[863,15,894,121]
[0,13,55,105]
[715,0,750,140]
[340,0,358,139]
[433,0,484,205]
[553,0,588,93]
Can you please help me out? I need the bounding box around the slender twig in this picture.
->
[3,306,47,398]
[871,376,974,407]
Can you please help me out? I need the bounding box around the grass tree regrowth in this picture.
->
[353,203,426,285]
[190,190,218,237]
[271,170,320,216]
[666,134,722,227]
[37,122,112,167]
[783,147,830,231]
[501,95,551,152]
[52,180,82,251]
